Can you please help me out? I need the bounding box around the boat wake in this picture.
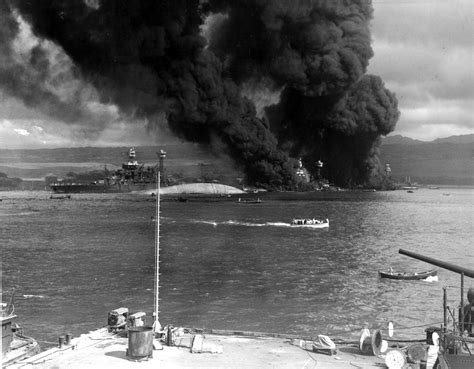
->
[22,294,45,299]
[266,222,294,228]
[423,275,438,282]
[222,220,268,227]
[193,220,218,227]
[0,211,39,217]
[189,220,322,229]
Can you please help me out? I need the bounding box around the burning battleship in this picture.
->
[50,148,165,193]
[3,1,399,190]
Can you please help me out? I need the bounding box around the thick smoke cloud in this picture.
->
[208,0,373,96]
[0,0,123,137]
[207,0,398,185]
[3,0,398,188]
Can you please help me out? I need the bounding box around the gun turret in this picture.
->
[399,249,474,278]
[399,248,474,332]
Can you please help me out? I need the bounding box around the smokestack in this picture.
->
[6,0,398,188]
[316,160,323,180]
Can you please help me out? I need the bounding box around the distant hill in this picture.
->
[380,134,473,185]
[382,134,474,146]
[0,143,244,186]
[382,135,423,145]
[432,134,474,144]
[0,134,472,186]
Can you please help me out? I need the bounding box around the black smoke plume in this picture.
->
[4,0,399,188]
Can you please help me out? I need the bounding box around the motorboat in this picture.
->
[290,218,329,228]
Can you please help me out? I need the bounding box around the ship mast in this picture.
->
[153,171,161,334]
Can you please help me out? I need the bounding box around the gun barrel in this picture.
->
[399,249,474,278]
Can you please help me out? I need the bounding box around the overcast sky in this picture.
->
[0,0,472,149]
[369,0,473,140]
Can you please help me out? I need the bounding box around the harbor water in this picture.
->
[1,188,472,349]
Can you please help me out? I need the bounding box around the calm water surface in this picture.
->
[1,188,472,348]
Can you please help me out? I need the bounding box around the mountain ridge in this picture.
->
[382,133,474,145]
[0,134,472,185]
[379,134,473,185]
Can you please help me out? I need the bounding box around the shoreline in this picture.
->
[2,181,474,194]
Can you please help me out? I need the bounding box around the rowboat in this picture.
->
[378,269,437,280]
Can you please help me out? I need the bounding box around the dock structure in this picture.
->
[7,328,386,369]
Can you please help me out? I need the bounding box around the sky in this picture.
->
[369,0,473,141]
[0,0,472,149]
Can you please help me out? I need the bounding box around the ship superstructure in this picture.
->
[50,148,159,193]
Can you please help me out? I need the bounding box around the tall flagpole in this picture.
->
[153,171,161,334]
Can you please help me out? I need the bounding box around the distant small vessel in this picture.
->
[407,190,414,193]
[290,218,329,228]
[401,176,418,190]
[379,269,437,280]
[50,194,71,199]
[237,198,262,204]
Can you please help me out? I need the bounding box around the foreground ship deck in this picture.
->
[7,328,385,369]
